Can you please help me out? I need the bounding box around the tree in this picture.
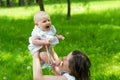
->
[37,0,45,11]
[67,0,71,19]
[7,0,14,7]
[28,0,34,5]
[19,0,25,6]
[36,0,71,19]
[0,0,5,7]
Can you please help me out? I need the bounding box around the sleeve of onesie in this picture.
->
[31,28,38,36]
[29,27,42,44]
[31,27,40,37]
[51,25,57,34]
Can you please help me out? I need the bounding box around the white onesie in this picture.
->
[28,25,59,55]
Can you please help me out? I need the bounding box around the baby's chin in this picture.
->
[44,28,50,31]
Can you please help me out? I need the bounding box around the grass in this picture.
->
[0,0,120,80]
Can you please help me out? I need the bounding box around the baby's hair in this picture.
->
[34,11,49,24]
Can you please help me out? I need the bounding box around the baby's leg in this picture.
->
[39,52,49,64]
[39,52,56,65]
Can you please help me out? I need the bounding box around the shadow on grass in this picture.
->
[0,16,34,53]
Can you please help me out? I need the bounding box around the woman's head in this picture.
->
[60,50,91,80]
[69,50,91,80]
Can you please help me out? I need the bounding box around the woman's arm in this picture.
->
[50,47,59,61]
[33,52,44,80]
[32,52,67,80]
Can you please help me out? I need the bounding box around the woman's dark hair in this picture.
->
[69,50,91,80]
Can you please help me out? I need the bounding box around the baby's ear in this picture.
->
[35,23,38,26]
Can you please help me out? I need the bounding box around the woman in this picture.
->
[33,50,91,80]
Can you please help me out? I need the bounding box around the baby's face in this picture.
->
[37,15,51,31]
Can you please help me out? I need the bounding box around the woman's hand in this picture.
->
[52,60,63,75]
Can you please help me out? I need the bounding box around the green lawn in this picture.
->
[0,1,120,80]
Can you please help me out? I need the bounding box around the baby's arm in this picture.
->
[32,36,50,46]
[56,35,65,40]
[49,47,59,61]
[48,47,61,75]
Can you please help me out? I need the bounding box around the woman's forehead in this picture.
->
[67,52,72,59]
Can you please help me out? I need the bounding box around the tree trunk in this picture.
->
[19,0,25,6]
[0,0,5,7]
[36,0,38,3]
[38,0,45,11]
[28,0,34,5]
[7,0,14,7]
[67,0,71,19]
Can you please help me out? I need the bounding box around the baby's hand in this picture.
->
[52,60,63,75]
[43,39,50,46]
[57,35,65,40]
[52,60,62,66]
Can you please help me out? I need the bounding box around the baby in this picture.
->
[28,11,64,73]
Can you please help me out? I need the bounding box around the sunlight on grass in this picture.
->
[89,1,120,12]
[72,1,120,14]
[100,24,120,30]
[0,52,13,61]
[0,1,120,19]
[104,52,120,76]
[113,25,120,30]
[0,6,40,19]
[46,4,67,15]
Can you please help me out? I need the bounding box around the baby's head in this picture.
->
[34,11,51,31]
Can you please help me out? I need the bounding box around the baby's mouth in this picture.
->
[46,26,50,29]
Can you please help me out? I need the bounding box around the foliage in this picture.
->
[0,1,120,80]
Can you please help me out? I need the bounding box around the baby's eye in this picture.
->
[48,19,51,22]
[43,20,46,23]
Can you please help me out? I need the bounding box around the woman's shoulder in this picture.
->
[44,75,67,80]
[43,73,75,80]
[62,73,75,80]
